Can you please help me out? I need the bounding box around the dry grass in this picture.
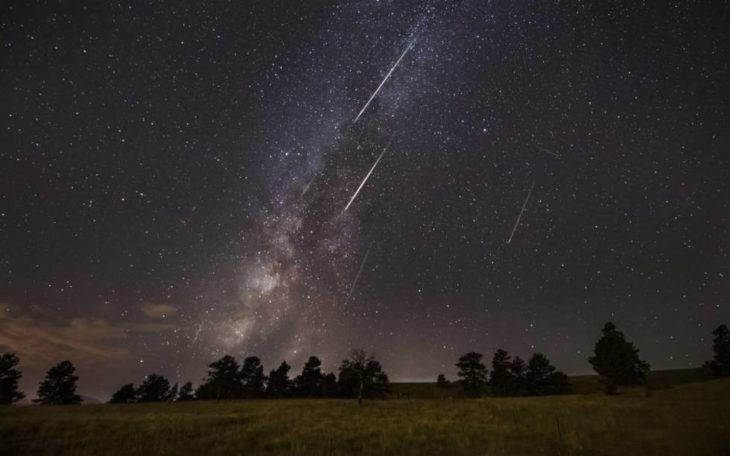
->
[0,377,728,455]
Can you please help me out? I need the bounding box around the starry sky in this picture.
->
[1,1,729,400]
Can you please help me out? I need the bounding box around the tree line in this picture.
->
[436,322,658,397]
[1,322,729,405]
[440,350,572,397]
[107,349,389,405]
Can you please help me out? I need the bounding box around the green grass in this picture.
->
[1,376,729,455]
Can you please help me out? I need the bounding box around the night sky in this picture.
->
[1,1,729,400]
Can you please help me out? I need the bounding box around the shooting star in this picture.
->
[191,322,204,347]
[300,173,318,198]
[343,142,390,212]
[535,144,560,159]
[347,242,375,299]
[506,180,536,244]
[354,38,416,123]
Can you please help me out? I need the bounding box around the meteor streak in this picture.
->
[535,144,560,159]
[191,322,204,347]
[506,181,536,244]
[300,173,318,198]
[343,143,390,212]
[347,241,375,299]
[354,38,416,123]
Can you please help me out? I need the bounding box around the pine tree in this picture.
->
[436,374,451,387]
[294,356,324,397]
[266,361,292,397]
[34,360,82,405]
[109,383,137,404]
[709,324,730,377]
[588,322,650,394]
[196,355,243,399]
[510,356,527,395]
[489,349,515,396]
[524,353,571,395]
[0,353,25,405]
[137,374,171,402]
[456,352,488,397]
[321,372,339,397]
[240,356,267,396]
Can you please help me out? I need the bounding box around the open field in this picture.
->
[1,376,729,456]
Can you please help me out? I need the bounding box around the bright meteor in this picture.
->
[343,143,390,212]
[353,38,416,123]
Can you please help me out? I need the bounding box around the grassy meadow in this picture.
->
[1,372,728,455]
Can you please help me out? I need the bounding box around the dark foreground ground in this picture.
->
[1,373,728,455]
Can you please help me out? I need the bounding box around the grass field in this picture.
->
[1,373,728,455]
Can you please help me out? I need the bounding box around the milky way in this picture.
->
[1,1,729,399]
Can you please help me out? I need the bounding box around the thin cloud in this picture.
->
[141,302,178,319]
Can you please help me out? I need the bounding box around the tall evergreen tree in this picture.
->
[266,361,292,397]
[436,374,451,388]
[109,383,137,404]
[240,356,267,395]
[0,353,25,405]
[489,349,515,396]
[137,374,171,402]
[196,355,243,399]
[34,360,82,405]
[524,353,571,395]
[177,381,195,401]
[321,372,339,397]
[588,322,650,394]
[455,352,488,397]
[294,356,325,397]
[709,324,730,377]
[509,356,527,395]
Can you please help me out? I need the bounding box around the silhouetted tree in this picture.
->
[456,352,487,397]
[436,374,451,387]
[109,383,137,404]
[338,349,389,404]
[137,374,172,402]
[196,355,243,399]
[509,356,527,395]
[266,361,292,397]
[588,322,650,394]
[177,381,195,401]
[34,360,82,405]
[524,353,571,395]
[709,324,730,377]
[489,349,515,396]
[240,356,267,396]
[0,353,25,405]
[294,356,325,397]
[321,372,339,397]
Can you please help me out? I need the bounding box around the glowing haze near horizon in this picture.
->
[1,1,729,400]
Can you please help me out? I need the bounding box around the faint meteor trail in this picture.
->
[536,144,560,159]
[353,38,416,123]
[300,173,318,198]
[343,142,390,212]
[506,181,536,244]
[347,241,375,299]
[191,322,204,347]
